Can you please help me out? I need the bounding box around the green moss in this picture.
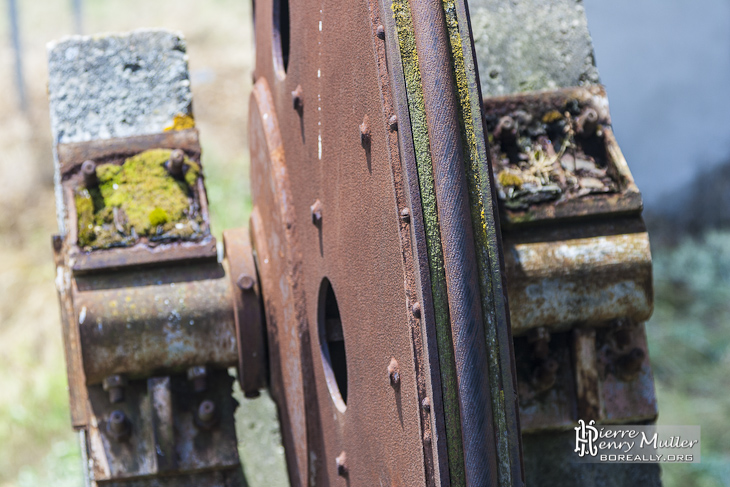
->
[76,148,203,249]
[498,171,523,188]
[148,207,169,227]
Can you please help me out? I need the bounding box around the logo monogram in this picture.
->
[575,419,599,457]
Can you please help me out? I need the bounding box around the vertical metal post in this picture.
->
[8,0,27,111]
[72,0,83,34]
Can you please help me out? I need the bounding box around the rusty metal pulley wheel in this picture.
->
[248,0,524,485]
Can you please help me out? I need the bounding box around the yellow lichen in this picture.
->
[164,113,196,131]
[542,110,563,123]
[498,171,524,188]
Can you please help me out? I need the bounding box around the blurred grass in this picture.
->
[0,1,729,486]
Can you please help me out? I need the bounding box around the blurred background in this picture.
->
[0,1,727,486]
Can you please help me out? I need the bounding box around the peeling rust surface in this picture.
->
[74,263,238,385]
[504,227,652,335]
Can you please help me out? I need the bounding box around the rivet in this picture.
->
[81,160,98,187]
[389,114,398,130]
[292,85,303,111]
[336,451,348,476]
[311,199,323,225]
[400,208,410,223]
[237,273,255,291]
[411,301,421,318]
[376,24,385,39]
[360,116,371,146]
[388,358,400,387]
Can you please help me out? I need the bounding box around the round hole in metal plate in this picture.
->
[272,0,290,78]
[318,278,348,412]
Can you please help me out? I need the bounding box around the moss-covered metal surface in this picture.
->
[391,1,465,485]
[75,148,204,249]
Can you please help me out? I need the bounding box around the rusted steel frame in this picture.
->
[482,87,642,227]
[57,129,201,176]
[445,1,524,484]
[370,0,447,484]
[73,262,239,385]
[85,370,242,484]
[53,236,90,429]
[503,226,653,335]
[222,228,267,397]
[248,78,314,487]
[409,0,503,484]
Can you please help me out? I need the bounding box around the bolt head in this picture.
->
[311,200,323,224]
[107,410,130,440]
[411,301,421,318]
[336,451,347,476]
[237,273,255,291]
[388,358,400,387]
[376,24,385,39]
[389,114,398,130]
[198,399,216,424]
[292,85,303,110]
[421,397,431,412]
[400,208,411,222]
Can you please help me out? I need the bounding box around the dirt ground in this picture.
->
[0,1,289,485]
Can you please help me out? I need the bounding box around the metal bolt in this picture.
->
[198,399,217,424]
[495,116,516,142]
[389,114,398,130]
[400,208,410,223]
[336,451,348,477]
[187,365,208,392]
[421,397,431,412]
[576,107,598,136]
[237,273,255,291]
[376,24,385,39]
[411,301,421,318]
[166,149,185,177]
[388,358,400,387]
[291,85,303,111]
[103,374,127,404]
[311,199,323,225]
[360,116,371,146]
[81,160,98,187]
[107,410,130,440]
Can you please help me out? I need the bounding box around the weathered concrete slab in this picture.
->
[469,0,600,96]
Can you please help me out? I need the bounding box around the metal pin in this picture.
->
[292,85,303,111]
[360,116,371,146]
[311,199,323,225]
[103,374,127,404]
[166,149,185,177]
[198,399,217,426]
[81,160,97,187]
